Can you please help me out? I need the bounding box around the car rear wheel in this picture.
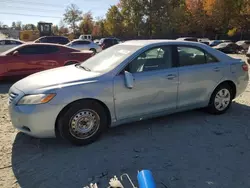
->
[207,84,233,115]
[58,100,108,146]
[90,48,97,54]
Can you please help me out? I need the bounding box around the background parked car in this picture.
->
[246,46,250,64]
[198,38,210,45]
[0,43,93,80]
[79,35,92,41]
[93,39,100,44]
[34,36,70,45]
[213,42,243,53]
[221,40,232,43]
[0,39,24,53]
[236,40,250,51]
[99,37,120,49]
[176,37,198,42]
[209,40,223,47]
[66,39,102,53]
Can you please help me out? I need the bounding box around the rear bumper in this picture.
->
[235,73,249,98]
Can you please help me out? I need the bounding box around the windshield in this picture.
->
[80,44,141,73]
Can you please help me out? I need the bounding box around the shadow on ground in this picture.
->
[11,102,250,188]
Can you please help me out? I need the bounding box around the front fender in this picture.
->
[50,81,116,122]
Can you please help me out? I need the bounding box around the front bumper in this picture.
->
[8,87,64,138]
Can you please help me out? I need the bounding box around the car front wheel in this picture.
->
[207,84,233,115]
[58,100,108,145]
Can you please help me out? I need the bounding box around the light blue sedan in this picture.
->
[8,40,249,145]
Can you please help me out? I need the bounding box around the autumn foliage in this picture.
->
[63,0,250,39]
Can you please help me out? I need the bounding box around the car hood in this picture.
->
[13,65,101,93]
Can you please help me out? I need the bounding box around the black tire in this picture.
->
[64,61,77,66]
[90,48,97,54]
[58,100,108,146]
[207,83,233,115]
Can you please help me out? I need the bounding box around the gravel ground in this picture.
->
[0,54,250,188]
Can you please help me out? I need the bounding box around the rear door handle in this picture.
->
[213,67,221,72]
[166,74,177,80]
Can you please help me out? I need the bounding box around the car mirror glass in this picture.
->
[124,71,134,89]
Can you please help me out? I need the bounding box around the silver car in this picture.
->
[66,39,102,54]
[0,39,24,53]
[8,40,249,145]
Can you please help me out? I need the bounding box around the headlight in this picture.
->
[17,94,56,105]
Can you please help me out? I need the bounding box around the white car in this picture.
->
[66,39,102,53]
[0,39,24,53]
[236,40,250,50]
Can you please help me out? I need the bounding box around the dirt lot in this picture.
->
[0,54,250,188]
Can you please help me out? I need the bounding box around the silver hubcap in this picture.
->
[214,88,231,111]
[69,109,100,139]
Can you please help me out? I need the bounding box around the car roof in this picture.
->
[0,39,23,42]
[38,36,68,39]
[177,37,197,40]
[122,39,202,47]
[121,40,237,61]
[19,43,66,48]
[102,37,119,40]
[71,39,92,42]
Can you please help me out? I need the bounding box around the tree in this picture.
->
[79,11,94,34]
[16,21,22,30]
[11,22,16,29]
[22,24,36,30]
[105,5,124,36]
[52,25,59,35]
[63,4,82,35]
[186,0,208,36]
[119,0,147,37]
[58,20,69,35]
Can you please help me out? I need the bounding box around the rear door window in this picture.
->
[177,46,219,67]
[178,46,206,66]
[18,45,59,55]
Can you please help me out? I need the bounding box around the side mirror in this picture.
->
[13,51,19,56]
[124,71,134,89]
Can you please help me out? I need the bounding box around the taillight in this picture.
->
[242,63,248,71]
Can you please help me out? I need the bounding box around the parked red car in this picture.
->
[0,43,93,80]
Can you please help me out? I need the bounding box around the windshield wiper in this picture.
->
[75,63,91,71]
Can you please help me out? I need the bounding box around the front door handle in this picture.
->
[166,74,177,80]
[213,67,220,72]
